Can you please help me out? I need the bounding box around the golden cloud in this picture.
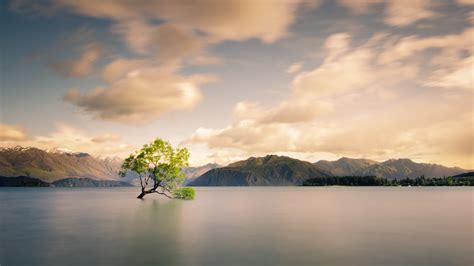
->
[64,68,216,123]
[338,0,437,27]
[91,133,121,143]
[286,62,303,74]
[0,124,30,141]
[378,28,473,65]
[424,55,474,90]
[54,0,310,43]
[1,124,137,158]
[101,58,149,83]
[384,0,437,27]
[188,32,474,168]
[113,22,207,65]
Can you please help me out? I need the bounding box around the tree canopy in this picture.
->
[120,138,195,199]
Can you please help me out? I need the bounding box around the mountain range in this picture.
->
[190,156,468,186]
[314,157,378,176]
[0,146,122,182]
[189,155,331,186]
[0,176,132,187]
[314,157,465,179]
[0,146,469,186]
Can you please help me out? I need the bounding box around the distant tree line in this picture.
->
[302,175,474,186]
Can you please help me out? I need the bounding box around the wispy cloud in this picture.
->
[1,123,137,158]
[286,62,303,74]
[188,30,474,168]
[338,0,439,27]
[51,42,102,77]
[0,124,30,141]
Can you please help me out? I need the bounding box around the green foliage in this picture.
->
[173,187,196,200]
[120,138,193,199]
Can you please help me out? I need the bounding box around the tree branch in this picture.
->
[159,185,173,194]
[139,173,144,191]
[152,190,173,199]
[144,174,150,186]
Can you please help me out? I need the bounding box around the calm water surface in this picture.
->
[0,187,472,266]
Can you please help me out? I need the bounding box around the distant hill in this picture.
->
[0,176,51,187]
[353,158,465,179]
[452,172,474,178]
[52,177,132,187]
[314,157,377,176]
[183,163,220,185]
[314,157,466,179]
[190,156,469,185]
[0,176,132,187]
[0,146,122,182]
[189,155,331,186]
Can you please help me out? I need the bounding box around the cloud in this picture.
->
[286,62,303,74]
[37,0,314,123]
[8,0,313,124]
[376,28,473,91]
[337,0,382,13]
[112,21,207,65]
[468,11,474,24]
[233,98,332,125]
[1,123,137,158]
[10,0,324,125]
[101,58,149,82]
[63,26,210,123]
[206,32,417,128]
[338,0,437,27]
[111,20,154,54]
[295,110,474,168]
[27,27,104,78]
[424,55,473,90]
[323,33,351,60]
[227,33,415,125]
[189,54,223,66]
[91,133,121,143]
[187,32,474,168]
[53,0,309,43]
[64,67,216,123]
[457,0,474,5]
[0,124,29,141]
[51,43,102,77]
[292,33,417,98]
[378,28,473,65]
[384,0,437,27]
[190,98,474,168]
[190,121,299,153]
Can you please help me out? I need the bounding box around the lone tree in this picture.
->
[120,138,195,200]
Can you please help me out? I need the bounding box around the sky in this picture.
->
[0,0,473,168]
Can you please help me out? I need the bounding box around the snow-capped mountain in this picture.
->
[0,146,122,182]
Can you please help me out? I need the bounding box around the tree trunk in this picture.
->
[137,186,157,199]
[136,185,173,199]
[137,191,147,199]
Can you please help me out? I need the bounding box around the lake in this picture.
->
[0,187,472,266]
